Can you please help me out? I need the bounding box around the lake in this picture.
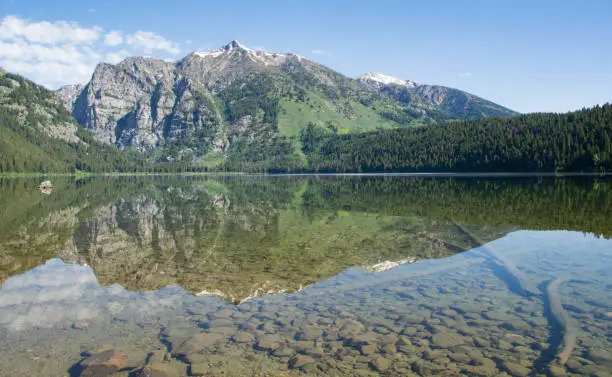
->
[0,175,611,377]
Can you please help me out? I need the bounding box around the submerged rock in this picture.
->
[296,326,323,341]
[348,332,379,346]
[146,350,167,364]
[78,348,133,377]
[256,335,281,352]
[339,320,366,337]
[289,354,315,369]
[431,333,465,348]
[469,364,500,377]
[272,346,296,358]
[173,333,225,355]
[189,363,208,376]
[588,348,612,365]
[360,344,377,355]
[483,311,516,322]
[549,365,567,377]
[138,363,179,377]
[502,361,530,377]
[231,331,255,344]
[370,356,391,372]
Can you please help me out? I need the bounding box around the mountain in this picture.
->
[2,65,609,174]
[57,41,518,162]
[0,70,139,174]
[357,72,519,120]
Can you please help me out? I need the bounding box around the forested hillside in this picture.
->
[0,71,142,174]
[291,104,612,173]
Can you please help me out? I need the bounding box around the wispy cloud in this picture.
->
[458,72,472,78]
[311,49,331,55]
[125,30,180,55]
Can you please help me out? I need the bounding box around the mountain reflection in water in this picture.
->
[0,176,611,377]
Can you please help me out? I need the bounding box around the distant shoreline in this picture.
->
[264,172,612,177]
[1,171,611,179]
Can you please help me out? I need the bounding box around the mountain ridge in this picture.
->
[1,67,610,175]
[357,71,518,120]
[56,41,519,161]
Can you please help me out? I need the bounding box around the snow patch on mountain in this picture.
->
[193,50,224,58]
[358,72,417,89]
[193,40,305,66]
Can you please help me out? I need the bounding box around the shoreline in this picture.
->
[1,171,611,179]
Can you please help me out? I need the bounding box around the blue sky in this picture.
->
[1,0,610,113]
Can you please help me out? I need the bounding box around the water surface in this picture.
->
[0,176,611,376]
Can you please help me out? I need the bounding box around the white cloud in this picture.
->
[104,31,123,46]
[311,49,331,55]
[2,59,96,88]
[104,49,130,64]
[126,30,180,55]
[0,40,86,64]
[0,15,182,88]
[0,38,97,87]
[184,39,193,45]
[458,72,472,77]
[0,15,101,45]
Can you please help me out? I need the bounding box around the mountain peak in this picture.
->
[191,41,308,66]
[222,40,250,52]
[358,72,417,89]
[193,40,254,58]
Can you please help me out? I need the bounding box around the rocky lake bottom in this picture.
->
[0,176,611,376]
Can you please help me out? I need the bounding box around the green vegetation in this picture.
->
[0,72,144,174]
[277,95,403,137]
[298,104,612,173]
[223,136,306,172]
[206,104,612,173]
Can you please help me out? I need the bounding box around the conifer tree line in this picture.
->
[295,103,612,173]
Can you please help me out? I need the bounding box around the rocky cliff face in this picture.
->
[55,84,83,111]
[57,41,518,156]
[71,57,179,151]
